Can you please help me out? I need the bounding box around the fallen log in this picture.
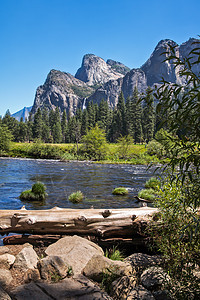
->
[0,206,157,239]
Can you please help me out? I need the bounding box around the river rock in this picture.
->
[12,274,111,300]
[0,246,10,255]
[0,286,12,300]
[38,255,71,281]
[0,253,15,268]
[126,285,155,299]
[0,268,13,288]
[124,253,162,274]
[141,266,171,290]
[45,235,104,275]
[111,275,137,300]
[13,246,39,271]
[83,254,132,282]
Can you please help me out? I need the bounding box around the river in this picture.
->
[0,158,158,210]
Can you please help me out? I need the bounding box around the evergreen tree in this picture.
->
[42,108,50,143]
[81,109,89,136]
[61,110,67,143]
[2,110,19,141]
[125,96,134,137]
[87,101,96,128]
[142,87,155,143]
[131,87,143,144]
[17,117,27,142]
[32,108,43,140]
[52,107,62,143]
[97,99,110,130]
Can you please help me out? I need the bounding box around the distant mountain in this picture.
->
[31,38,200,115]
[12,106,32,121]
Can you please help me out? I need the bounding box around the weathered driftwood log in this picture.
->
[0,207,157,238]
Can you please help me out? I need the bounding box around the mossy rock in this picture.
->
[112,187,128,195]
[20,182,47,201]
[138,188,156,201]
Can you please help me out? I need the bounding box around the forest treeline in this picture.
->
[0,87,166,144]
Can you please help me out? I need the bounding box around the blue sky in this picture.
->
[0,0,199,117]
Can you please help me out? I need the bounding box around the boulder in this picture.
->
[83,254,132,282]
[111,275,137,300]
[0,286,12,300]
[13,246,39,271]
[0,246,10,255]
[0,253,15,268]
[152,290,173,300]
[12,274,111,300]
[45,235,104,275]
[126,285,155,299]
[0,268,13,288]
[124,253,162,274]
[141,267,171,290]
[38,255,71,281]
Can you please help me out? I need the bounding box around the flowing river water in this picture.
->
[0,158,159,210]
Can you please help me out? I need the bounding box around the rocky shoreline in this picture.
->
[0,235,173,300]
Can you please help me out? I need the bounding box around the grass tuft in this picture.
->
[68,191,84,203]
[112,187,128,195]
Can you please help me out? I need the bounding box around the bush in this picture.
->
[146,140,164,158]
[138,188,156,201]
[112,187,128,195]
[20,182,47,201]
[80,125,108,160]
[145,177,161,191]
[68,191,84,203]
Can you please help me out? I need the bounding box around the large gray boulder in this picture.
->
[11,274,111,300]
[0,268,13,288]
[45,235,104,275]
[83,254,132,282]
[13,246,39,271]
[38,255,71,281]
[0,253,15,268]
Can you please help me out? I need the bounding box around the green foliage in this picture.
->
[145,177,161,191]
[0,124,13,154]
[117,135,133,159]
[138,188,156,201]
[80,125,108,160]
[150,38,200,298]
[68,191,84,203]
[105,246,124,261]
[20,181,47,201]
[28,142,63,159]
[149,179,200,298]
[112,187,128,195]
[146,140,165,158]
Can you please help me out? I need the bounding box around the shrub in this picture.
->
[20,182,47,201]
[138,188,156,201]
[112,187,128,195]
[68,191,84,203]
[146,140,165,158]
[145,177,161,191]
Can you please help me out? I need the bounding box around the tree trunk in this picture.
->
[0,207,157,238]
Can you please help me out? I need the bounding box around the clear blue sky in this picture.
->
[0,0,199,117]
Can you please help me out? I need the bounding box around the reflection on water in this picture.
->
[0,158,159,210]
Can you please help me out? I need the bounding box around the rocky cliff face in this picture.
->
[31,70,94,115]
[75,54,124,86]
[31,38,200,115]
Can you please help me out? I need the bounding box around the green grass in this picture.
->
[105,246,124,261]
[138,188,156,201]
[68,191,84,203]
[20,182,47,201]
[112,187,128,195]
[7,142,161,165]
[145,177,161,191]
